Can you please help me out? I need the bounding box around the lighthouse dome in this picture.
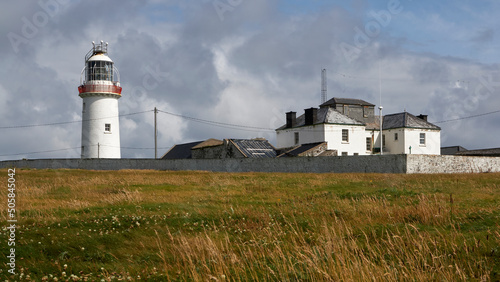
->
[87,53,113,63]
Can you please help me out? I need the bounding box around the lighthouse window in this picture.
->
[87,61,113,81]
[105,123,111,132]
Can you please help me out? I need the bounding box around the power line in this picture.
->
[0,110,152,129]
[0,145,175,158]
[101,144,172,150]
[0,147,81,157]
[157,109,275,132]
[432,109,500,124]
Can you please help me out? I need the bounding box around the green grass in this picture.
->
[0,169,499,280]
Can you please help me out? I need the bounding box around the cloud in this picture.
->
[1,0,500,160]
[470,28,494,43]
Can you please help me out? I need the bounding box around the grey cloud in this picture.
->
[2,1,500,160]
[470,28,494,43]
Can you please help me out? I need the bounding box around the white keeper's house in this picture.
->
[276,97,441,156]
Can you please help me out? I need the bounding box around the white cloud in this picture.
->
[1,0,500,160]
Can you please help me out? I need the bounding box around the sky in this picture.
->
[1,0,500,160]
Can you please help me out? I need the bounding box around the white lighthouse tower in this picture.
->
[79,41,122,158]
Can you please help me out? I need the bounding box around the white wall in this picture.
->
[324,124,368,155]
[276,124,326,148]
[381,128,440,155]
[382,128,405,154]
[81,95,121,158]
[277,124,440,156]
[403,128,440,155]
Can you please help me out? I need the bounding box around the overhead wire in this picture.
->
[2,106,499,158]
[0,147,81,157]
[432,109,500,124]
[157,109,276,132]
[0,110,152,129]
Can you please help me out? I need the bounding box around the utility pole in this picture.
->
[379,106,383,155]
[378,62,383,156]
[154,107,158,159]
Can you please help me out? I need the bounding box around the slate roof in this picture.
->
[229,139,277,158]
[383,112,441,130]
[441,146,468,155]
[277,142,325,158]
[320,97,375,108]
[276,108,364,130]
[456,148,500,157]
[191,138,223,149]
[161,141,203,159]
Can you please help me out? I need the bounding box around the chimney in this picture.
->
[417,114,428,121]
[305,107,318,125]
[286,111,296,128]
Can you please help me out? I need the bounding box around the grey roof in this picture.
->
[456,147,500,157]
[161,141,203,159]
[191,138,223,149]
[229,139,277,158]
[277,142,325,158]
[383,112,441,130]
[277,108,364,130]
[320,97,375,108]
[441,146,468,155]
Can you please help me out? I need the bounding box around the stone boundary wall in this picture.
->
[406,155,500,174]
[0,155,499,174]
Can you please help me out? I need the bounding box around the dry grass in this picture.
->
[0,169,499,280]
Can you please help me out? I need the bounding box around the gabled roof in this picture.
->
[277,142,325,158]
[161,141,204,159]
[441,146,468,155]
[276,108,364,130]
[229,139,277,158]
[320,97,375,108]
[383,112,441,130]
[456,147,500,157]
[191,138,223,149]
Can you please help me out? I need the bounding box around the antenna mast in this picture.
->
[379,63,383,155]
[321,68,327,104]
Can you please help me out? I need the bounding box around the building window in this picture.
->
[394,133,398,141]
[294,132,299,145]
[83,102,86,113]
[342,152,348,156]
[105,123,111,132]
[366,137,372,151]
[342,129,349,142]
[343,105,349,115]
[420,133,426,145]
[382,134,386,147]
[363,106,368,118]
[354,153,359,156]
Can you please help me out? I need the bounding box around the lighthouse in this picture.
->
[79,41,122,158]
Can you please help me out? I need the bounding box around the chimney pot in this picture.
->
[417,114,428,121]
[305,107,318,125]
[286,111,296,128]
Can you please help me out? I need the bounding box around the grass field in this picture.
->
[1,169,499,281]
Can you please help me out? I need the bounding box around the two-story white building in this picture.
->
[382,112,441,155]
[276,97,441,156]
